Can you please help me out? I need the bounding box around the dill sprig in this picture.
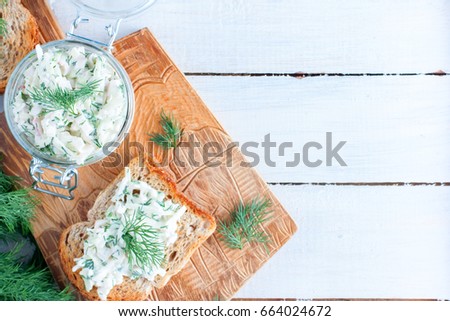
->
[122,209,165,270]
[0,243,73,301]
[149,110,184,149]
[218,198,272,250]
[0,18,7,37]
[212,294,222,301]
[0,161,36,234]
[0,170,18,194]
[0,162,73,300]
[28,80,100,116]
[0,229,36,266]
[0,189,38,235]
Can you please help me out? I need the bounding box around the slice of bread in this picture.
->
[0,0,39,93]
[59,158,216,301]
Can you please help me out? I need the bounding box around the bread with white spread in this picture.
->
[59,158,216,300]
[0,0,39,93]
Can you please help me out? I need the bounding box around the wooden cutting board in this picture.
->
[0,0,297,300]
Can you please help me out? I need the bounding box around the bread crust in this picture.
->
[59,158,216,300]
[0,0,39,93]
[59,222,150,301]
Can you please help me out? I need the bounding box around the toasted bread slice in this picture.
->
[59,158,216,300]
[0,0,39,93]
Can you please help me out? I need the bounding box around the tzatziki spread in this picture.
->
[11,45,127,165]
[73,168,185,300]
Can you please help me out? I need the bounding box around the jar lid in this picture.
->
[70,0,157,19]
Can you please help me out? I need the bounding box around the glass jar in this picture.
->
[3,0,156,200]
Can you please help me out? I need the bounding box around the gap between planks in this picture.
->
[185,72,448,77]
[232,298,444,301]
[267,182,450,186]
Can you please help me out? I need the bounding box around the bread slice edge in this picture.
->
[59,158,216,300]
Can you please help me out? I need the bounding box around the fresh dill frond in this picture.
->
[0,229,36,266]
[0,189,38,234]
[0,159,71,301]
[0,161,34,234]
[0,243,73,301]
[0,18,7,37]
[122,209,165,270]
[212,294,222,301]
[0,171,18,194]
[148,110,184,149]
[28,80,100,116]
[218,198,272,250]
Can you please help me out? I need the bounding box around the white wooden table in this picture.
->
[5,0,450,299]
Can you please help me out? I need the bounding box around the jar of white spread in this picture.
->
[3,0,157,199]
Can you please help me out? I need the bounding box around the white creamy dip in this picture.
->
[12,45,127,164]
[73,168,185,300]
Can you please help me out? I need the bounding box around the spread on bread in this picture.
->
[0,0,39,93]
[72,167,186,300]
[12,45,127,164]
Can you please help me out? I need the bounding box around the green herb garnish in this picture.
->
[0,162,73,301]
[212,294,222,301]
[84,259,94,270]
[218,198,272,250]
[0,244,73,301]
[0,0,7,37]
[28,80,100,116]
[0,189,37,234]
[122,209,165,270]
[0,170,17,194]
[39,144,56,157]
[0,18,7,37]
[148,110,184,149]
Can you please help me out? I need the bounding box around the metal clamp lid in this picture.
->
[30,158,78,200]
[67,15,122,50]
[67,0,157,50]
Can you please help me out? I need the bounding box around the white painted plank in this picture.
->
[187,76,450,183]
[3,76,449,182]
[235,185,450,299]
[51,0,450,73]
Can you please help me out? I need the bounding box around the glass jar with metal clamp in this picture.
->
[4,0,156,200]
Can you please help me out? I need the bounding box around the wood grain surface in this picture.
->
[0,1,297,300]
[22,0,64,42]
